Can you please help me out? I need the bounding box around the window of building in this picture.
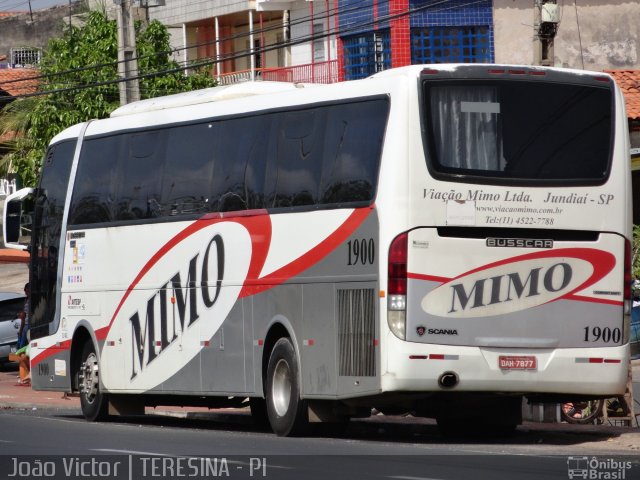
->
[411,26,491,64]
[10,47,41,68]
[343,31,391,80]
[313,23,325,62]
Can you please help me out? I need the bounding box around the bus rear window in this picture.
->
[423,81,613,184]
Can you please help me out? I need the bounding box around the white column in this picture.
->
[283,10,290,67]
[326,0,330,63]
[182,23,188,76]
[215,16,221,77]
[249,10,255,81]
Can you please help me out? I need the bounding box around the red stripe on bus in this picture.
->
[37,207,372,364]
[240,207,373,297]
[31,339,72,366]
[102,211,271,336]
[565,294,623,306]
[407,272,451,283]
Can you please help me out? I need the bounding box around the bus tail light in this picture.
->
[624,238,632,343]
[388,232,408,340]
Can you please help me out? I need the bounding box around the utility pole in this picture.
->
[114,0,140,105]
[27,0,33,24]
[534,0,559,66]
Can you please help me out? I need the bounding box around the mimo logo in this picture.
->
[422,249,615,318]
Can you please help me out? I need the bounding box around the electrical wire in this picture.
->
[573,0,584,70]
[1,0,489,100]
[0,0,73,12]
[3,0,469,92]
[0,0,379,88]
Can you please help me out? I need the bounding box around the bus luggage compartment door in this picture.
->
[404,227,625,349]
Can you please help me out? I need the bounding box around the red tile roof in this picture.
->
[605,70,640,120]
[0,68,38,97]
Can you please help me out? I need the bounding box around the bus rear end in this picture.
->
[384,66,631,412]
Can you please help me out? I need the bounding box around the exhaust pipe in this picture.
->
[438,371,459,388]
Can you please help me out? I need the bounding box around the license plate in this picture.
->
[499,355,537,370]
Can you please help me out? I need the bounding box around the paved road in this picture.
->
[0,261,638,480]
[0,262,27,293]
[0,408,638,480]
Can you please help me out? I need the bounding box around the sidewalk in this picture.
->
[0,365,79,410]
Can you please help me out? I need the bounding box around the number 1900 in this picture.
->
[583,326,621,343]
[347,238,375,266]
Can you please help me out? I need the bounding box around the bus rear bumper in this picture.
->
[382,336,630,396]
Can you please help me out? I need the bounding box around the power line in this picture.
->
[0,0,377,89]
[2,0,488,101]
[0,0,76,12]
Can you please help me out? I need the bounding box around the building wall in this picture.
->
[0,4,83,62]
[409,0,493,29]
[493,0,640,70]
[492,0,531,65]
[149,0,252,27]
[290,0,337,66]
[165,26,192,66]
[232,18,283,71]
[143,0,639,75]
[337,0,376,37]
[408,0,494,64]
[337,0,493,79]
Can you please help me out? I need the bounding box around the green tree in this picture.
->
[0,10,215,185]
[0,97,40,184]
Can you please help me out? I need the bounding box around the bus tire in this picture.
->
[265,337,308,436]
[78,341,109,422]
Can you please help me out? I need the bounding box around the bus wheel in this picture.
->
[266,338,308,436]
[561,400,603,424]
[78,341,109,422]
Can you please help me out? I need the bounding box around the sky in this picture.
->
[0,0,71,12]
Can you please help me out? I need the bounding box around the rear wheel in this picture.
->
[561,400,603,424]
[265,338,308,436]
[78,341,109,421]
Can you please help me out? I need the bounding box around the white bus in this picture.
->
[4,65,631,436]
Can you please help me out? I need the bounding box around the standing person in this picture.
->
[18,283,30,349]
[16,310,26,349]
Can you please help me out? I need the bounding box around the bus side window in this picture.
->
[272,108,325,208]
[211,117,257,213]
[160,122,215,217]
[115,131,165,221]
[69,136,117,225]
[320,100,387,205]
[245,115,275,211]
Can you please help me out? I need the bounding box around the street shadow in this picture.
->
[46,409,627,448]
[0,361,18,372]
